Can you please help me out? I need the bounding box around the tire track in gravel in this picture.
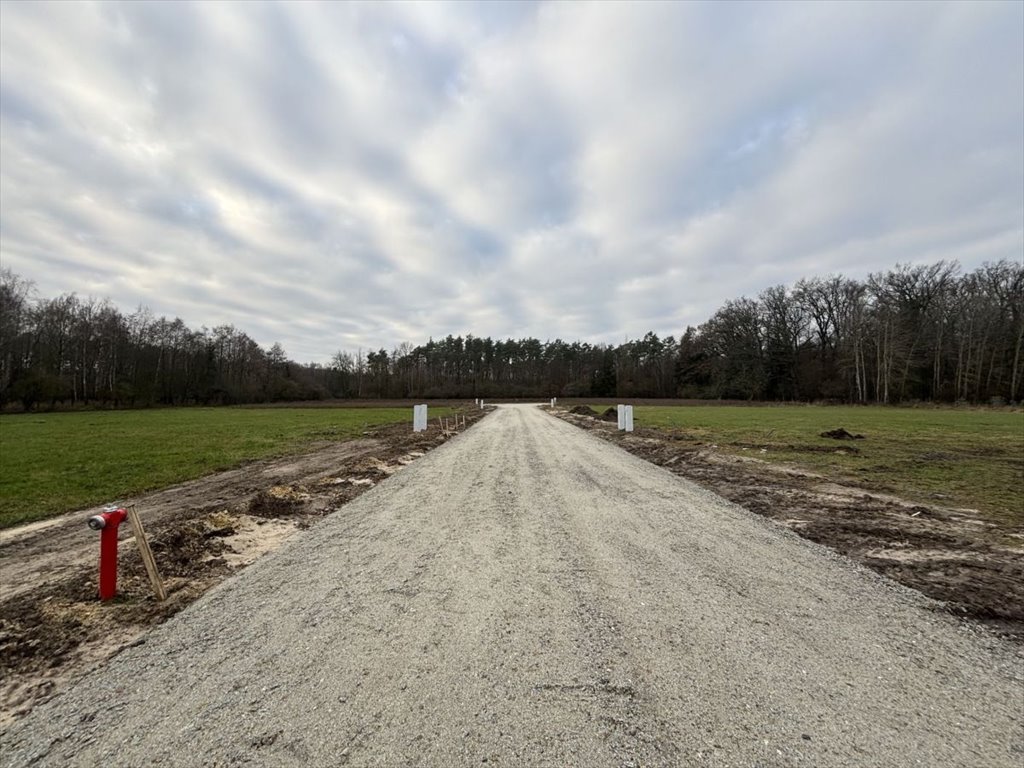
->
[2,405,1021,767]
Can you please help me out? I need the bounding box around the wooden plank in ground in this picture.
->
[126,505,167,602]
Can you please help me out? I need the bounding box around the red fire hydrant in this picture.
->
[87,508,128,600]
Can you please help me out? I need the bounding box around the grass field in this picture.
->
[627,405,1023,524]
[0,406,450,528]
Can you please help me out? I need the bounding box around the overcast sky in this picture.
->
[1,1,1021,362]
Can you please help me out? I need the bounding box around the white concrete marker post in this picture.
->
[624,405,634,432]
[413,404,428,432]
[617,404,625,430]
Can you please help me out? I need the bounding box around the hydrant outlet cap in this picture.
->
[87,515,106,531]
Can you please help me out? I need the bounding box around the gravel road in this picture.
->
[3,405,1021,767]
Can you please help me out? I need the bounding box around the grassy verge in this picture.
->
[0,406,451,528]
[623,405,1023,525]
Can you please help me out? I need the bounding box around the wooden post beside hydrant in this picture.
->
[126,505,166,602]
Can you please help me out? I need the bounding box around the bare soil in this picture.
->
[0,408,487,726]
[553,407,1024,642]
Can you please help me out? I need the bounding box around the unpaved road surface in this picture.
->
[2,405,1021,767]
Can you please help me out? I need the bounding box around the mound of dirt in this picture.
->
[569,405,598,416]
[600,407,619,422]
[247,485,311,518]
[820,428,865,440]
[350,457,395,479]
[149,518,235,576]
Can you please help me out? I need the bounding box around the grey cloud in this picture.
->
[1,0,1020,360]
[0,81,55,131]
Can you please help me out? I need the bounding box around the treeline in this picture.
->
[681,259,1023,403]
[0,269,333,409]
[1,259,1021,410]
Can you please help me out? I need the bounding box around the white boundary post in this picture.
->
[413,404,427,432]
[624,405,634,432]
[617,404,625,430]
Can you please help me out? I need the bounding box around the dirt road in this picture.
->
[2,405,1021,767]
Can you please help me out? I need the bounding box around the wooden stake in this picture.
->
[126,504,167,602]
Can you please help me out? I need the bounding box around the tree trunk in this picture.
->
[1011,318,1024,402]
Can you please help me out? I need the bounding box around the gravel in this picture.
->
[2,404,1022,767]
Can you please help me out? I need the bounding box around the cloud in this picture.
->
[1,0,1020,362]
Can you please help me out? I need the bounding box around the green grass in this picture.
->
[0,406,451,528]
[625,405,1024,524]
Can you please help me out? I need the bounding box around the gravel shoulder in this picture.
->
[2,405,1021,767]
